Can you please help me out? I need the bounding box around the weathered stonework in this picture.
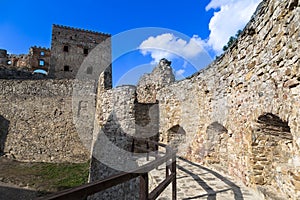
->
[90,81,160,199]
[0,24,112,164]
[0,79,95,162]
[0,0,298,198]
[50,24,111,79]
[137,58,175,103]
[29,46,51,72]
[89,0,299,198]
[1,47,51,72]
[152,0,300,198]
[90,86,139,200]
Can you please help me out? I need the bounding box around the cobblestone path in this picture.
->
[149,157,263,200]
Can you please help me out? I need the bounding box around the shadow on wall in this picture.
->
[89,112,140,200]
[0,115,9,156]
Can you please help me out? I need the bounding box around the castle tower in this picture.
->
[49,24,112,80]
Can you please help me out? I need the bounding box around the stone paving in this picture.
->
[147,157,264,200]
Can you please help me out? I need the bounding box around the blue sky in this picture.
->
[0,0,261,86]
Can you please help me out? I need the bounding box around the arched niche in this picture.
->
[251,113,293,186]
[167,125,186,150]
[204,122,228,164]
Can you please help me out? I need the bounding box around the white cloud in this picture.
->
[206,0,261,54]
[138,0,261,63]
[175,69,185,76]
[138,33,206,64]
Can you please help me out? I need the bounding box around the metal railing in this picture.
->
[37,139,176,200]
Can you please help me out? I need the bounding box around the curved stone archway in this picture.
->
[251,113,293,188]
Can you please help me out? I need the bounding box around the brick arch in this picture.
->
[251,113,293,186]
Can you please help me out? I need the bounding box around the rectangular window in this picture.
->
[84,48,88,55]
[39,59,45,66]
[63,45,69,52]
[64,65,70,71]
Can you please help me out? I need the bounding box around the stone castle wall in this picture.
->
[90,86,139,200]
[0,79,95,162]
[7,54,31,69]
[154,0,300,198]
[90,83,160,199]
[0,47,51,72]
[0,24,112,163]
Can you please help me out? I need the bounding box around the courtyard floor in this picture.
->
[148,157,263,200]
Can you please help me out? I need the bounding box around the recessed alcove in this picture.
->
[251,113,293,186]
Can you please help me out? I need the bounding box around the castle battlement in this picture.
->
[52,24,111,37]
[30,46,51,51]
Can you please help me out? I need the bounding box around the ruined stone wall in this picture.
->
[0,79,93,162]
[50,24,111,79]
[0,65,47,79]
[29,46,51,72]
[155,0,300,199]
[89,83,160,199]
[137,58,175,103]
[7,54,31,69]
[90,86,139,200]
[1,46,50,73]
[0,25,112,164]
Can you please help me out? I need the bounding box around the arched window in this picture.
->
[33,69,48,75]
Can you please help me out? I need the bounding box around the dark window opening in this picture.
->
[64,65,70,72]
[87,66,93,74]
[84,48,89,55]
[40,51,45,56]
[63,45,69,52]
[39,59,45,66]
